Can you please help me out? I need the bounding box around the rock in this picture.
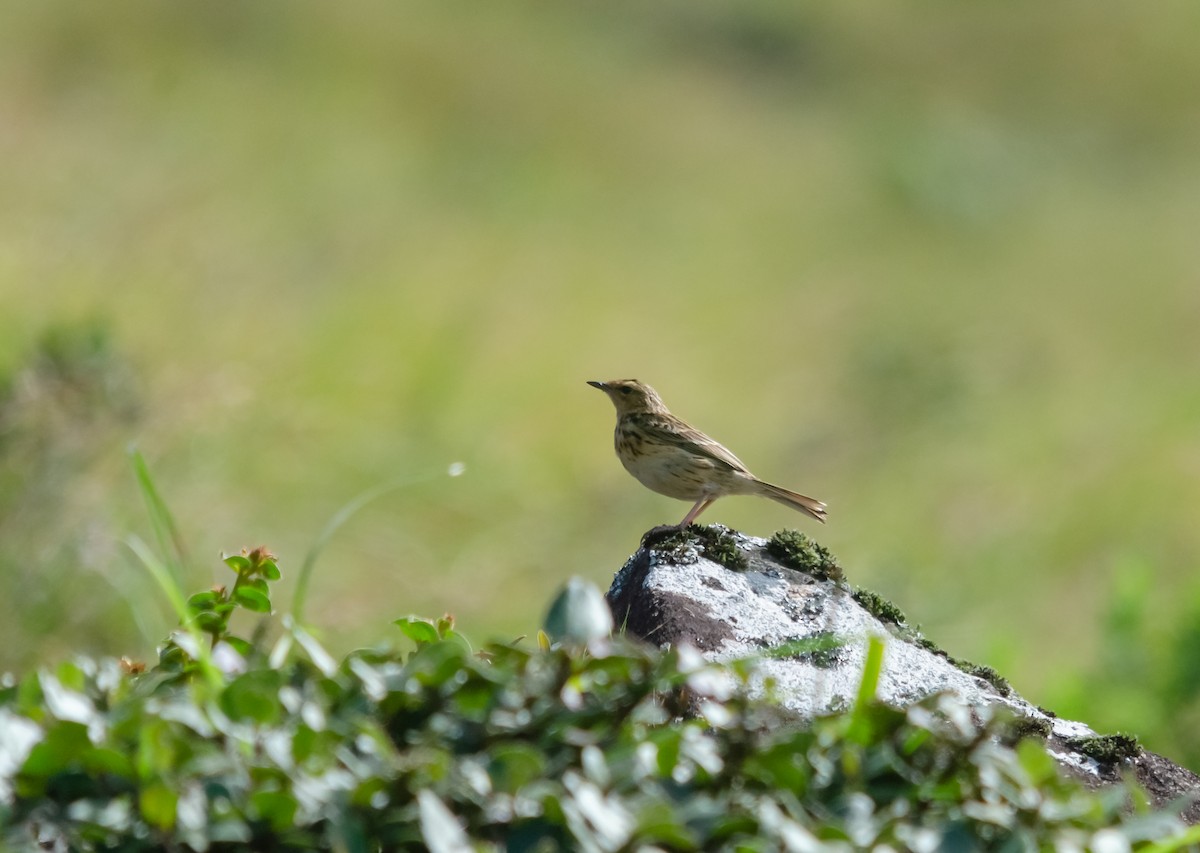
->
[606,524,1200,823]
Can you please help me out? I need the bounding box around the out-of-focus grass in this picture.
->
[2,1,1199,760]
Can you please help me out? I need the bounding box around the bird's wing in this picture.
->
[631,413,752,473]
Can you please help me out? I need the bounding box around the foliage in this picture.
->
[2,557,1198,851]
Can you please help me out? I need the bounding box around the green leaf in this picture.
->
[82,746,135,779]
[251,790,299,833]
[234,585,272,613]
[224,554,251,573]
[394,617,440,645]
[260,559,282,581]
[487,743,546,792]
[222,636,255,657]
[632,801,701,849]
[137,718,181,778]
[19,721,89,783]
[1017,738,1057,784]
[186,590,220,612]
[245,577,270,594]
[54,661,87,692]
[139,782,178,831]
[193,611,228,634]
[648,728,682,778]
[441,629,473,656]
[220,670,283,724]
[1144,825,1200,853]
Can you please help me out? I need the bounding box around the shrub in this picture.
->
[1,551,1197,851]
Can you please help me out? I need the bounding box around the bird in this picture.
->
[588,379,827,528]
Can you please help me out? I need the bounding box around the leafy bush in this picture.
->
[2,552,1198,851]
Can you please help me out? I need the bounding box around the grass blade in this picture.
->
[291,463,465,625]
[129,448,189,577]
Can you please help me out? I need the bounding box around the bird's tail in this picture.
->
[756,481,828,524]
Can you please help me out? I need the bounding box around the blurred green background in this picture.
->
[3,2,1199,763]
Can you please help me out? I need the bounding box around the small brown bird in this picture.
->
[588,379,827,527]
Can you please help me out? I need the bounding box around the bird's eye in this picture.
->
[619,386,633,395]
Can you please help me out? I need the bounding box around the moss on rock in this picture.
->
[766,529,844,582]
[650,524,749,572]
[851,587,909,627]
[1068,733,1142,763]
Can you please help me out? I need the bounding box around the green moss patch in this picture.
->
[851,587,909,627]
[1068,733,1142,763]
[764,631,847,669]
[766,529,844,582]
[954,661,1012,697]
[651,524,749,572]
[1005,716,1054,744]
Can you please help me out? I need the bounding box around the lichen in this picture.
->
[766,529,844,582]
[1068,733,1142,763]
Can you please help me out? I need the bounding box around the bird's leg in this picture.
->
[678,498,715,528]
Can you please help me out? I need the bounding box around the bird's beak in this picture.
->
[587,380,607,391]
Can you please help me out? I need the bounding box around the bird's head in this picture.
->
[587,379,669,416]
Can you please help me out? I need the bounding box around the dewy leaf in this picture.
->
[417,790,472,853]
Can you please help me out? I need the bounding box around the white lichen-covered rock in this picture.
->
[605,525,1200,823]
